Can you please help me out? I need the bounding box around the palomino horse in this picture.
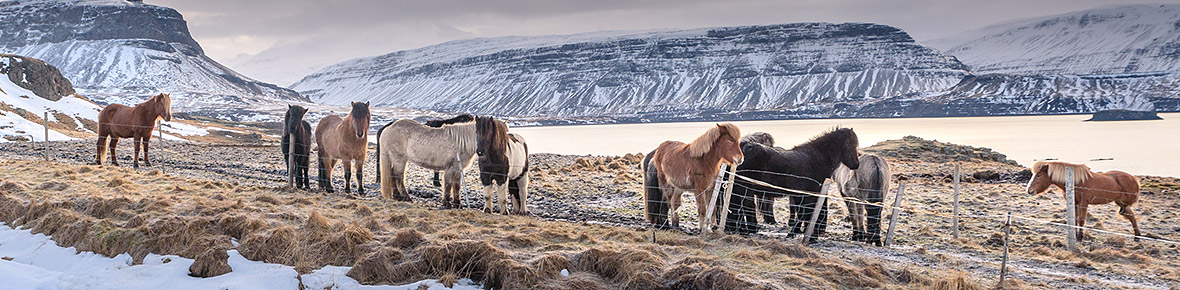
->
[316,102,371,194]
[724,129,859,242]
[95,93,172,168]
[1026,161,1141,240]
[642,123,744,232]
[376,114,475,187]
[833,154,889,246]
[475,116,530,215]
[376,118,478,207]
[282,105,313,190]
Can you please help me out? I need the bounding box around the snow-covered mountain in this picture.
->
[0,0,307,112]
[293,23,970,118]
[927,4,1180,75]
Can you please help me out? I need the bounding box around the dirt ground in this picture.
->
[0,136,1177,289]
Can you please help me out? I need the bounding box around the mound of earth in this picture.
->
[864,136,1019,166]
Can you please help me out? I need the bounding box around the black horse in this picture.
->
[375,114,475,187]
[282,105,313,190]
[724,129,860,242]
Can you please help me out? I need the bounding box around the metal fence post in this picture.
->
[802,180,831,244]
[953,163,960,239]
[1065,167,1077,251]
[884,182,907,247]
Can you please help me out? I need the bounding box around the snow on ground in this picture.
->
[0,74,101,142]
[0,223,483,290]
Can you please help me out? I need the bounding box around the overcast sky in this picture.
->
[151,0,1180,85]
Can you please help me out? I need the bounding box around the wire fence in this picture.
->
[20,119,1180,286]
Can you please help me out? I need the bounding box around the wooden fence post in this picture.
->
[43,112,49,162]
[1064,167,1077,251]
[703,164,727,234]
[953,163,961,239]
[287,133,296,188]
[884,182,907,247]
[719,165,737,232]
[998,212,1012,287]
[157,120,164,173]
[802,180,831,244]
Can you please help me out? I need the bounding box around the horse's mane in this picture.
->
[427,114,475,127]
[1033,161,1093,185]
[792,127,853,152]
[687,123,740,158]
[442,119,478,152]
[476,116,509,157]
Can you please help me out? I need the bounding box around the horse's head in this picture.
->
[475,116,508,160]
[155,93,172,121]
[285,104,308,133]
[350,101,370,139]
[838,128,860,170]
[714,123,744,165]
[1026,161,1054,195]
[741,132,775,147]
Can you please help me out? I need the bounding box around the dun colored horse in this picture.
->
[724,129,860,242]
[1026,161,1141,240]
[376,118,478,206]
[833,154,889,246]
[95,93,172,168]
[282,105,313,190]
[642,123,744,232]
[316,102,371,194]
[376,114,475,187]
[475,116,530,215]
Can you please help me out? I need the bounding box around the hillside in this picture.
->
[292,23,970,119]
[0,0,308,113]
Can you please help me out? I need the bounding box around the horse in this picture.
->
[723,129,859,242]
[95,93,172,168]
[282,105,313,190]
[377,114,475,188]
[642,123,744,233]
[475,116,530,215]
[315,102,371,195]
[741,132,775,147]
[1026,161,1141,241]
[833,154,889,246]
[376,118,478,207]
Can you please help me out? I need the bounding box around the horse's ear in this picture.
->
[365,101,370,106]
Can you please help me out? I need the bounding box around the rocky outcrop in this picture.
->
[1086,110,1163,121]
[0,54,75,101]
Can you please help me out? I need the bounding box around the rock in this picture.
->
[189,248,232,278]
[1086,110,1163,121]
[0,54,75,101]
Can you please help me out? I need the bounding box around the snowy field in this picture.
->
[0,223,482,290]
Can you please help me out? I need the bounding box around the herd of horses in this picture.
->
[90,94,1147,244]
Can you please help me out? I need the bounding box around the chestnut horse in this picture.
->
[316,102,371,195]
[642,123,744,232]
[1026,161,1141,240]
[95,93,172,168]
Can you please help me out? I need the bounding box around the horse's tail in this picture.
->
[375,121,392,182]
[642,149,669,228]
[317,148,328,190]
[863,154,890,246]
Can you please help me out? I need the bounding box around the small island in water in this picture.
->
[1085,109,1163,121]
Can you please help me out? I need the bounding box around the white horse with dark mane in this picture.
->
[833,154,890,246]
[376,119,477,208]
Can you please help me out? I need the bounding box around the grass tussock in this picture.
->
[390,228,425,249]
[189,248,232,277]
[923,271,984,290]
[572,245,665,290]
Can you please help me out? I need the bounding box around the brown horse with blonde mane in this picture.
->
[316,101,371,195]
[1026,161,1141,240]
[95,93,172,168]
[642,123,743,233]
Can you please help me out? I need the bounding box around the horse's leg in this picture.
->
[1118,204,1141,241]
[787,195,805,235]
[814,197,831,238]
[354,159,365,196]
[664,185,682,229]
[850,202,865,242]
[378,153,392,200]
[845,199,861,241]
[433,171,442,187]
[343,159,354,194]
[512,175,528,215]
[141,135,151,167]
[394,162,409,201]
[866,201,883,246]
[108,138,120,166]
[95,135,107,165]
[482,182,496,213]
[759,195,777,225]
[132,136,141,169]
[320,156,336,193]
[498,183,510,215]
